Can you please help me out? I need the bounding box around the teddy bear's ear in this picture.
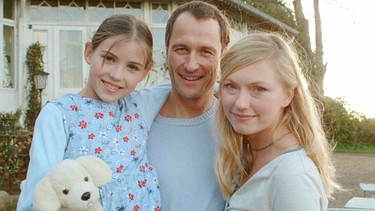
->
[33,177,61,211]
[76,155,112,187]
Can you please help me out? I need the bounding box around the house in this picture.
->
[0,0,297,116]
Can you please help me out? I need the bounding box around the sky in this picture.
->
[288,0,375,118]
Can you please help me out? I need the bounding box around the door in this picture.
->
[32,26,88,101]
[54,26,87,97]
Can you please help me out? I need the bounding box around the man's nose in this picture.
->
[184,53,199,72]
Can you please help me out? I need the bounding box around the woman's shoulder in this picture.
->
[270,148,319,182]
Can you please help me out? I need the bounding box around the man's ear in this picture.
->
[84,42,93,65]
[165,46,169,70]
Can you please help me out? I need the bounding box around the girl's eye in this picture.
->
[104,56,114,63]
[129,64,141,72]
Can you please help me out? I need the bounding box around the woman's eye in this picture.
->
[224,83,235,89]
[255,87,266,92]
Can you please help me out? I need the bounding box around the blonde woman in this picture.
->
[214,32,339,210]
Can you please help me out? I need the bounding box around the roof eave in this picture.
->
[227,0,299,35]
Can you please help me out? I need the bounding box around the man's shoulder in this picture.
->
[145,83,171,92]
[133,83,171,103]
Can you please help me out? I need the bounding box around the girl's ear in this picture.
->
[282,89,294,107]
[84,42,93,65]
[139,65,152,82]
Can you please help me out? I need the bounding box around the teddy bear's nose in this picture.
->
[81,192,91,201]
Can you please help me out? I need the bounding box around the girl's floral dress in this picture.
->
[50,93,161,211]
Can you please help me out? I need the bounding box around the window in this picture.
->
[1,0,16,89]
[30,0,59,21]
[3,0,14,20]
[146,2,170,86]
[60,0,85,21]
[59,30,83,88]
[88,1,142,22]
[3,25,14,88]
[30,0,143,22]
[151,3,168,24]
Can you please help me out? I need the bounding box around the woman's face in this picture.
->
[220,59,293,135]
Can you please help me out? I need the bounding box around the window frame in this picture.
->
[0,0,17,90]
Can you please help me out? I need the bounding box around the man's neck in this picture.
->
[159,92,214,118]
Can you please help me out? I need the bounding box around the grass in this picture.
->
[334,143,375,154]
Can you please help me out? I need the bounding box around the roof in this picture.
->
[177,0,298,35]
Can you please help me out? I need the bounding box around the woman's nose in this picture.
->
[234,91,251,110]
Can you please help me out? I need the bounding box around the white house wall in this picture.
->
[0,0,277,121]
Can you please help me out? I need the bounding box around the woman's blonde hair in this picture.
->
[214,31,339,199]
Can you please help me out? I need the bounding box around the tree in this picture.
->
[244,0,326,99]
[293,0,326,99]
[25,42,44,129]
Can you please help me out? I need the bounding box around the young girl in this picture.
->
[214,32,340,210]
[17,14,162,211]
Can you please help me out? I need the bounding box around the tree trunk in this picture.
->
[313,0,326,99]
[293,0,324,99]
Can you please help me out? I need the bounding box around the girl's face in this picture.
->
[83,35,150,102]
[220,59,293,136]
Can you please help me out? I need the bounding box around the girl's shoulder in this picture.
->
[49,93,82,104]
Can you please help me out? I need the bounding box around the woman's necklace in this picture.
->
[248,132,291,152]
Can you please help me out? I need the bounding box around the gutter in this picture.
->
[228,0,299,35]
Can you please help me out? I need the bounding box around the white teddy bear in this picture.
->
[33,155,112,211]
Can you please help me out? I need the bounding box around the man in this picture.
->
[137,1,231,210]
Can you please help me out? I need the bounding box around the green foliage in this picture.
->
[0,108,22,131]
[323,96,375,151]
[244,0,297,28]
[24,42,44,130]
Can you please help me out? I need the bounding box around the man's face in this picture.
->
[166,12,222,101]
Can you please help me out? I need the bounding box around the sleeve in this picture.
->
[133,83,171,128]
[16,103,67,211]
[273,173,327,211]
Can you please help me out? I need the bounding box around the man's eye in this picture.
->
[202,50,214,55]
[175,47,187,53]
